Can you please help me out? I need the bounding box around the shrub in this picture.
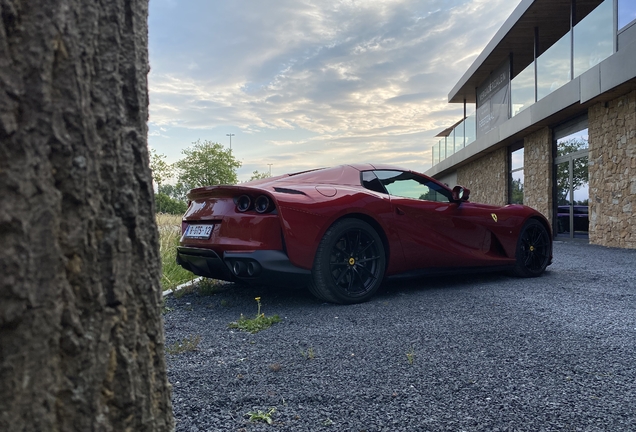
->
[157,213,195,291]
[155,193,187,215]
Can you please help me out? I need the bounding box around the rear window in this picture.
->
[361,171,387,194]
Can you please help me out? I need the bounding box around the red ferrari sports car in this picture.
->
[176,164,552,304]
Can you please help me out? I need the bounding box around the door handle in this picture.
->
[395,207,405,216]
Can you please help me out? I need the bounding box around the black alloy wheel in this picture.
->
[309,219,386,304]
[513,219,551,277]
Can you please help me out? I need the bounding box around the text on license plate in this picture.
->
[184,224,213,239]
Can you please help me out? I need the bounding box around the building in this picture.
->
[426,0,636,249]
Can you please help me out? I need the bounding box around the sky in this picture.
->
[148,0,522,182]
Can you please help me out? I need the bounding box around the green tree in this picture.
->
[154,193,188,215]
[149,148,174,190]
[156,183,189,215]
[174,140,241,188]
[149,149,178,213]
[248,170,272,181]
[158,183,190,202]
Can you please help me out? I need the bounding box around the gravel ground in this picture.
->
[163,241,636,431]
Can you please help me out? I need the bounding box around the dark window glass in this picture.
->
[361,171,387,194]
[373,170,450,202]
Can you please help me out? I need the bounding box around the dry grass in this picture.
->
[157,213,195,291]
[166,335,201,355]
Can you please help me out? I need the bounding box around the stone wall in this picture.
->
[456,147,508,206]
[588,90,636,249]
[440,91,636,250]
[524,127,553,224]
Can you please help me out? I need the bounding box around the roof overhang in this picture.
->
[449,0,604,104]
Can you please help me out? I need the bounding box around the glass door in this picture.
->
[555,154,589,238]
[554,130,589,240]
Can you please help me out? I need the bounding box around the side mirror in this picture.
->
[452,185,470,202]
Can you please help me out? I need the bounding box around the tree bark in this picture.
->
[0,0,173,430]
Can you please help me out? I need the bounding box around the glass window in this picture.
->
[570,156,589,206]
[555,156,589,236]
[452,120,465,154]
[555,161,572,208]
[509,147,524,204]
[511,62,535,116]
[361,171,387,194]
[374,170,450,202]
[555,129,589,238]
[432,143,439,165]
[464,112,476,146]
[447,132,456,157]
[511,146,524,171]
[537,32,571,100]
[445,131,452,159]
[556,129,589,156]
[619,0,636,29]
[574,0,613,77]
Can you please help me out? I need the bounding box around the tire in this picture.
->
[308,219,386,304]
[512,218,551,278]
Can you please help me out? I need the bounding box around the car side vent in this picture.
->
[487,232,508,258]
[273,187,306,195]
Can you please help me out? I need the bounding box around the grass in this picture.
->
[172,283,195,299]
[166,335,201,355]
[246,408,276,424]
[197,277,225,296]
[300,347,315,360]
[157,213,195,291]
[406,346,416,365]
[228,297,281,334]
[161,298,173,314]
[229,313,281,334]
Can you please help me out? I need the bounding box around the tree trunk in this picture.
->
[0,0,173,430]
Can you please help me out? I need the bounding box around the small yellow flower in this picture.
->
[255,297,262,316]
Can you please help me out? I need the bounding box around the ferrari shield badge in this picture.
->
[491,213,498,222]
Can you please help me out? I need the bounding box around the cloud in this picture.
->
[148,0,522,180]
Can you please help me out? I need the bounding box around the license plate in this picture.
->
[184,224,213,239]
